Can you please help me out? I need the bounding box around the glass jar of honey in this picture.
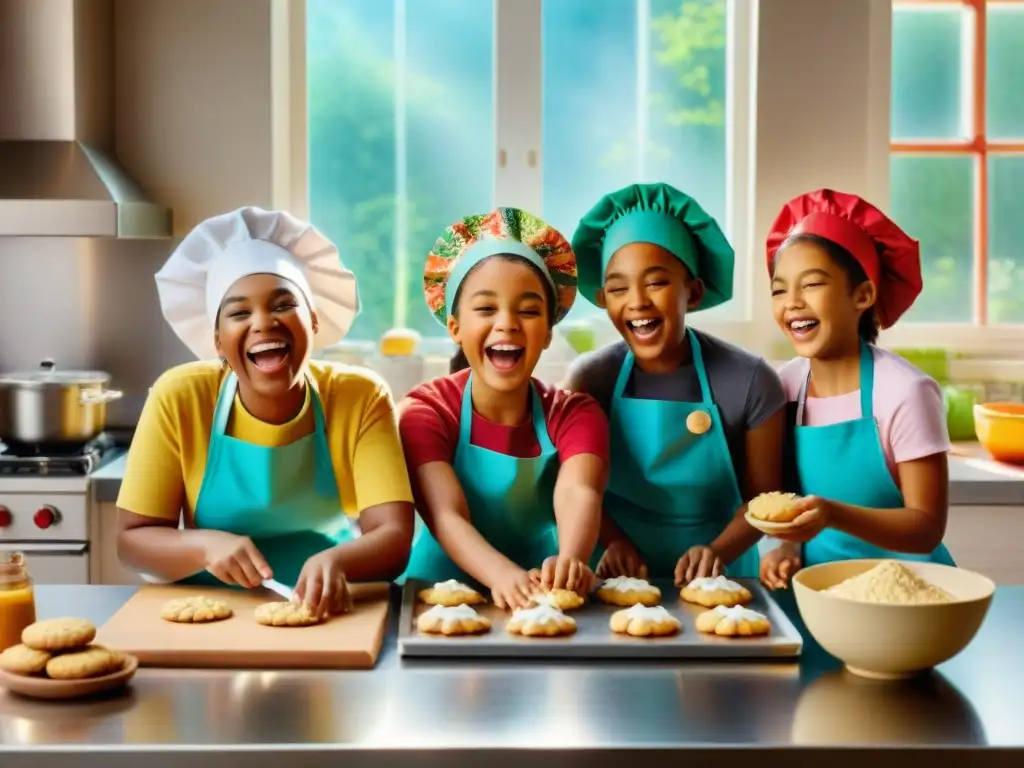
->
[0,551,36,651]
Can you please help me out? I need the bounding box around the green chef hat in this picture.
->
[571,182,735,311]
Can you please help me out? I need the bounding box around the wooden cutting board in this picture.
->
[94,582,390,669]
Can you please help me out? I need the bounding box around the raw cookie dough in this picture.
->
[747,491,802,523]
[255,601,320,627]
[529,588,585,611]
[596,576,662,607]
[0,643,51,675]
[21,618,96,652]
[506,604,577,638]
[418,579,485,607]
[681,575,752,607]
[610,604,681,637]
[45,645,124,680]
[417,604,492,636]
[161,596,234,623]
[695,605,771,637]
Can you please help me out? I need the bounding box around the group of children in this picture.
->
[115,184,955,614]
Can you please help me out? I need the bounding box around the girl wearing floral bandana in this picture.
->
[399,208,609,610]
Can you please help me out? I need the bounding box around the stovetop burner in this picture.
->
[0,434,115,476]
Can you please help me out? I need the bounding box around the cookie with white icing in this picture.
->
[609,604,681,637]
[680,575,752,607]
[596,576,662,607]
[506,604,577,638]
[695,605,771,637]
[528,588,585,611]
[417,604,492,636]
[418,579,485,607]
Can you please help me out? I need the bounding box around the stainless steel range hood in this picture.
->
[0,0,172,238]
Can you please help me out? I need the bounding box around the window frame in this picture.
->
[292,0,759,352]
[884,0,1024,355]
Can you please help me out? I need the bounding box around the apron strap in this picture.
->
[858,340,874,419]
[459,372,475,444]
[688,327,714,407]
[460,373,556,454]
[211,370,237,436]
[529,382,556,455]
[795,341,876,425]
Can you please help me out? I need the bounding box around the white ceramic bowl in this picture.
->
[792,559,995,680]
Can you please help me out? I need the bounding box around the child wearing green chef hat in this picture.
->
[564,183,786,583]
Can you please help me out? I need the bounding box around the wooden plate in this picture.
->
[0,654,138,701]
[744,510,800,535]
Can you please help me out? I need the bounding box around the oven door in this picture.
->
[9,542,89,584]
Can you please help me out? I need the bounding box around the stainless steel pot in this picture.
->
[0,359,123,446]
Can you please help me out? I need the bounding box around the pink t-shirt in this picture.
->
[779,346,951,485]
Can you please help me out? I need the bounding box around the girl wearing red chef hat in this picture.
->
[759,189,955,589]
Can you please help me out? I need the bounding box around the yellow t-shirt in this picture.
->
[117,360,413,522]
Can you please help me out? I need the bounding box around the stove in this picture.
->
[0,434,120,585]
[0,435,114,477]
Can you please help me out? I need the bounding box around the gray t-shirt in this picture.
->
[563,329,786,483]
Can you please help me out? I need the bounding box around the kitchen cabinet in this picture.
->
[91,500,145,586]
[945,505,1024,585]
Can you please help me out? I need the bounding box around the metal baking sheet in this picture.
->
[398,578,802,659]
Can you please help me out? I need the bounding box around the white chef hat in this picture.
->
[155,206,359,360]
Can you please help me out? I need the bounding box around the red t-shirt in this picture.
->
[398,369,610,468]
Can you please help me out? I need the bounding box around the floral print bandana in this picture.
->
[423,208,578,326]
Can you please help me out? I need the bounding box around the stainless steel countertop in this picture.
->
[90,450,1024,505]
[0,585,1021,767]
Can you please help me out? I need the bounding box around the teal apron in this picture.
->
[402,373,560,584]
[178,372,354,589]
[601,328,758,578]
[792,341,955,567]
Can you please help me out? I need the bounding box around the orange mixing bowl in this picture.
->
[973,402,1024,464]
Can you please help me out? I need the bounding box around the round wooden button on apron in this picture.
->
[686,410,712,435]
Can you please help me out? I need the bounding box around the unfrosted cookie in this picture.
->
[418,579,485,607]
[610,604,681,638]
[21,618,96,652]
[529,588,585,611]
[695,605,771,637]
[0,643,51,675]
[417,604,491,636]
[255,601,320,627]
[681,576,752,607]
[596,576,662,607]
[506,604,576,638]
[748,491,802,523]
[161,596,233,623]
[45,645,123,680]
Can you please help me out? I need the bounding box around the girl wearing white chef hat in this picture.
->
[115,207,415,617]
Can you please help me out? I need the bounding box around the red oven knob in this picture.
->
[0,507,10,528]
[33,506,58,529]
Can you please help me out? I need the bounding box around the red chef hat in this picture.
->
[766,189,922,328]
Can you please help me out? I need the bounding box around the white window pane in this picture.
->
[542,0,729,322]
[891,5,970,142]
[987,154,1024,324]
[307,0,495,341]
[890,154,975,323]
[986,5,1024,140]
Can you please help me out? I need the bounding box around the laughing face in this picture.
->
[215,273,318,399]
[598,242,704,372]
[770,238,876,359]
[447,256,553,395]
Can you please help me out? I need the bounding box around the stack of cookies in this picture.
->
[0,617,126,680]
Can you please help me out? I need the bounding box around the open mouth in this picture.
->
[626,317,663,342]
[485,343,525,372]
[246,340,291,373]
[787,318,820,339]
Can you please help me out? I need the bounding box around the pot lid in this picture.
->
[0,360,111,386]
